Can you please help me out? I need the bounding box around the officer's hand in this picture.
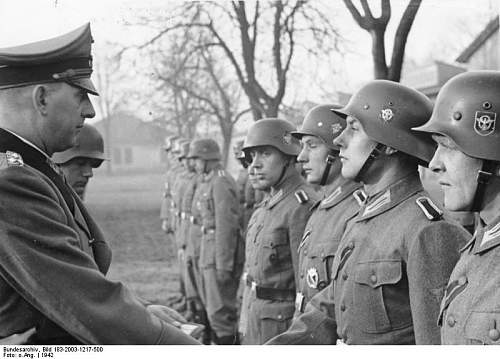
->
[0,327,36,344]
[147,304,188,327]
[216,269,233,284]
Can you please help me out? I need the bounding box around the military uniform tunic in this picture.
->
[0,130,198,344]
[241,167,318,344]
[439,215,500,344]
[197,166,244,337]
[269,174,470,345]
[294,180,362,315]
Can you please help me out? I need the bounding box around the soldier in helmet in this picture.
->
[413,71,500,344]
[160,135,180,234]
[52,123,107,200]
[291,104,364,316]
[187,138,243,344]
[239,118,319,344]
[269,80,470,345]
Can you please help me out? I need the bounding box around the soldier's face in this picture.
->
[248,145,289,190]
[44,83,95,154]
[194,158,206,174]
[334,116,377,181]
[298,135,334,184]
[60,156,101,200]
[429,134,482,211]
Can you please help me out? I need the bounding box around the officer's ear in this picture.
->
[32,85,50,116]
[385,146,398,156]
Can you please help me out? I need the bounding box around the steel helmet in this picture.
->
[178,140,191,159]
[187,138,221,160]
[52,123,107,165]
[333,80,435,164]
[163,135,179,152]
[242,118,300,156]
[414,71,500,162]
[291,104,345,150]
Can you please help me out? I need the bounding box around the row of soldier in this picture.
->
[1,23,499,345]
[159,72,500,345]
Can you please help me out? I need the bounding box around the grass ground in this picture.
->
[85,171,181,305]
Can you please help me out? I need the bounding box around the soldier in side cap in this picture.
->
[239,118,319,344]
[0,24,198,344]
[268,80,470,345]
[52,123,107,200]
[413,71,500,345]
[187,138,243,344]
[290,104,364,317]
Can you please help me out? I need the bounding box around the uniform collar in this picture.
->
[202,164,223,182]
[318,179,361,210]
[469,214,500,255]
[266,167,304,209]
[2,128,51,160]
[357,173,422,222]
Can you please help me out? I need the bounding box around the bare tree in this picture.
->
[137,0,342,120]
[343,0,422,81]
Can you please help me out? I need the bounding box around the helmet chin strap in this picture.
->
[354,143,386,183]
[471,160,497,212]
[320,150,339,186]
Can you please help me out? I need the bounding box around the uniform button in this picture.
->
[277,314,283,320]
[446,315,456,327]
[488,329,500,341]
[342,273,348,280]
[340,304,346,312]
[348,242,354,250]
[458,276,467,286]
[370,274,377,284]
[300,273,304,278]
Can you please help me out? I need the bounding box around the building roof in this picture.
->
[456,16,499,63]
[93,112,169,146]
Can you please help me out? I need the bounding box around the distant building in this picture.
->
[456,16,499,70]
[93,113,169,173]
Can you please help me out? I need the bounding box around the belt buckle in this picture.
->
[190,216,195,224]
[251,281,257,291]
[242,272,248,282]
[336,339,346,345]
[295,292,305,313]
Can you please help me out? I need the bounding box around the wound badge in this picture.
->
[380,108,394,122]
[474,111,496,136]
[306,267,319,289]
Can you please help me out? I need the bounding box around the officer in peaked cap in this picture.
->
[52,123,107,200]
[0,24,197,344]
[269,80,469,345]
[414,71,500,344]
[239,118,319,344]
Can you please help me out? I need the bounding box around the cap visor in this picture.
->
[68,78,99,96]
[331,108,349,119]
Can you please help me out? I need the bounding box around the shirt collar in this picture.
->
[2,128,51,160]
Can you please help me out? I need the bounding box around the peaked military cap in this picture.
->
[0,23,98,95]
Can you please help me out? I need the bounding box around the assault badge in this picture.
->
[474,111,496,136]
[306,267,319,289]
[6,151,24,167]
[380,108,394,122]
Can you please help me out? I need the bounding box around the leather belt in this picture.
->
[244,273,295,301]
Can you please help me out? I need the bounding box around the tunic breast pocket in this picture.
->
[464,312,500,344]
[263,229,291,274]
[353,260,412,334]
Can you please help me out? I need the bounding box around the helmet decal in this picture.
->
[282,131,293,145]
[331,123,343,136]
[380,108,394,123]
[474,111,496,136]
